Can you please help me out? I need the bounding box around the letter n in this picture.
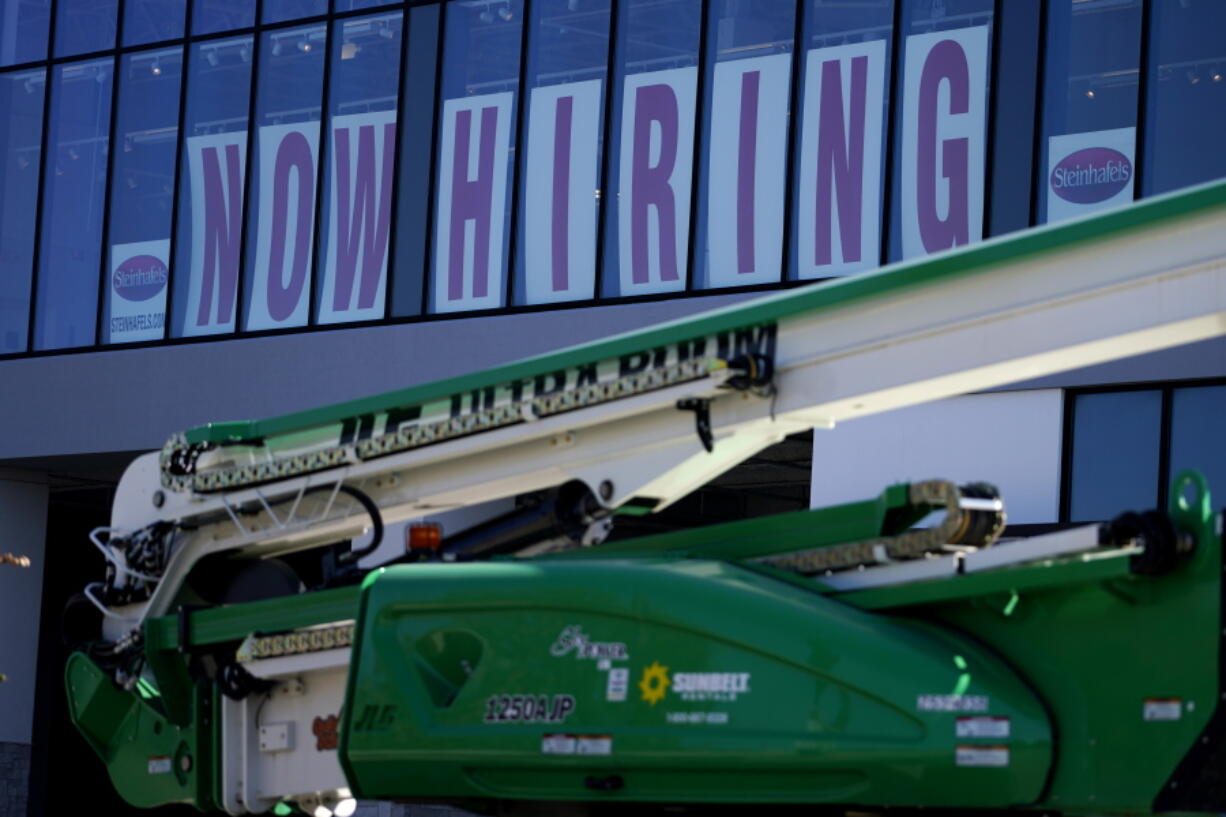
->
[198,144,242,326]
[815,56,867,267]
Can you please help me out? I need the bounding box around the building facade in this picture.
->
[0,0,1225,814]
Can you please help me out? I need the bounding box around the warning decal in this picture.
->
[956,745,1009,767]
[1143,698,1182,722]
[956,716,1010,739]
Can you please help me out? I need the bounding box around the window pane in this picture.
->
[54,0,116,57]
[192,0,253,37]
[887,0,993,262]
[0,0,50,67]
[429,0,524,313]
[693,0,795,291]
[102,48,181,345]
[1141,1,1226,196]
[600,0,702,298]
[34,59,113,350]
[242,24,326,332]
[315,12,401,325]
[0,68,44,353]
[1036,0,1141,225]
[171,36,252,338]
[263,0,326,26]
[1069,390,1161,521]
[1170,386,1226,505]
[512,0,611,306]
[124,0,186,47]
[335,0,394,12]
[790,0,893,281]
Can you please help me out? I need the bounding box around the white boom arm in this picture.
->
[94,182,1226,635]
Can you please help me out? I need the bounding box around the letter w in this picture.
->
[333,122,396,312]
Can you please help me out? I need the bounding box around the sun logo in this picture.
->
[639,661,670,705]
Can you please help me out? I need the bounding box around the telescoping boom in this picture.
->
[66,180,1226,816]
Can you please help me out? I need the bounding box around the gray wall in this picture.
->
[0,474,47,746]
[0,295,757,462]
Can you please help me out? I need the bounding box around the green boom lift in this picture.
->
[64,180,1226,815]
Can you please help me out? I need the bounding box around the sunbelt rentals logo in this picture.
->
[638,661,751,704]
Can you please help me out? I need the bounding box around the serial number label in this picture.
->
[484,694,576,724]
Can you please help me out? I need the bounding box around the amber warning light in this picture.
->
[407,523,443,552]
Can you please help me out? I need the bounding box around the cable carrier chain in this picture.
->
[64,180,1226,816]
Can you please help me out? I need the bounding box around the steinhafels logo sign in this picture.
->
[112,255,168,302]
[108,239,169,343]
[1050,147,1132,205]
[1046,127,1135,224]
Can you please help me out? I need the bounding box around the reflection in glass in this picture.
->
[124,0,186,47]
[1170,386,1226,504]
[790,0,894,281]
[1069,390,1161,521]
[193,0,254,37]
[315,11,402,325]
[600,0,702,298]
[513,0,611,306]
[0,0,50,67]
[430,0,524,314]
[0,68,44,353]
[887,0,993,262]
[1036,0,1141,224]
[264,0,327,25]
[693,0,795,291]
[335,0,395,11]
[102,48,182,345]
[34,59,113,350]
[1142,2,1226,196]
[242,24,327,332]
[54,0,117,56]
[171,36,253,338]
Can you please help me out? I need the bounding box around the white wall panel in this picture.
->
[810,390,1063,524]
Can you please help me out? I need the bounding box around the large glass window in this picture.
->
[315,12,402,325]
[790,0,894,281]
[888,0,992,262]
[600,0,702,299]
[54,0,117,57]
[0,68,44,353]
[241,24,327,332]
[512,0,611,306]
[171,36,253,338]
[1141,1,1226,196]
[124,0,186,47]
[1036,0,1141,225]
[336,0,395,12]
[33,59,113,350]
[264,0,327,26]
[0,0,50,67]
[1169,385,1226,505]
[1068,389,1161,521]
[693,0,795,291]
[429,0,524,314]
[192,0,254,37]
[102,48,182,345]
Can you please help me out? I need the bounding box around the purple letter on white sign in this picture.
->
[901,27,987,260]
[796,40,886,279]
[433,92,512,313]
[523,79,601,304]
[615,67,695,296]
[185,132,247,336]
[705,54,790,288]
[320,110,396,324]
[248,123,319,330]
